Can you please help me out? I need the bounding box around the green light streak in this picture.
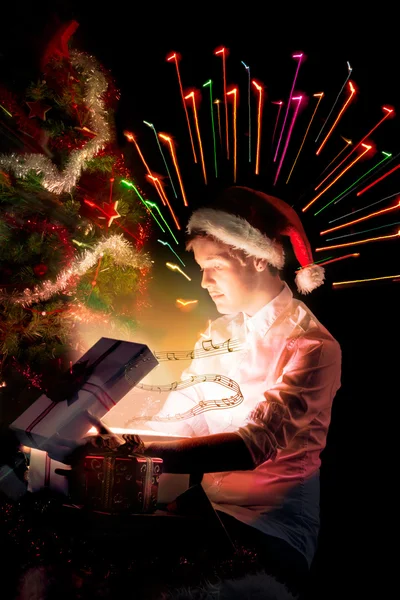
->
[296,256,334,270]
[144,200,178,245]
[314,152,392,216]
[121,179,165,233]
[333,151,392,206]
[143,121,178,198]
[157,239,185,266]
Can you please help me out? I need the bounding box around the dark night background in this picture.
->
[1,2,398,598]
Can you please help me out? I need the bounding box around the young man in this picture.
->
[139,186,341,591]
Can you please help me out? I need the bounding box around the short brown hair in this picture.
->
[186,231,280,276]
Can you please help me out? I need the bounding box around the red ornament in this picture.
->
[26,100,52,121]
[33,263,48,277]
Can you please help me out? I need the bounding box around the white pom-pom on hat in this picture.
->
[187,186,325,294]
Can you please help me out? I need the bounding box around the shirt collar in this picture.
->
[243,282,293,337]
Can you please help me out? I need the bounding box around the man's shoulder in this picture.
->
[286,298,341,350]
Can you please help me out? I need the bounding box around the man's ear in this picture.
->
[253,257,268,272]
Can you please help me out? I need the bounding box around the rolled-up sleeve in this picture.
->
[237,332,341,467]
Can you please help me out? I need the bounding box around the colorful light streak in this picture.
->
[271,101,284,146]
[157,239,185,266]
[159,133,188,206]
[166,262,191,281]
[316,106,394,189]
[145,200,178,245]
[286,93,324,184]
[203,80,218,178]
[176,299,198,307]
[303,144,372,213]
[124,131,166,206]
[274,53,303,162]
[314,253,360,267]
[121,179,165,233]
[325,220,400,242]
[315,230,400,252]
[227,88,238,182]
[84,198,121,228]
[166,52,197,163]
[316,81,356,156]
[333,151,392,205]
[320,137,352,175]
[328,191,400,225]
[315,61,352,143]
[356,161,400,197]
[333,273,400,287]
[252,80,264,175]
[215,47,229,159]
[274,96,302,186]
[185,91,207,185]
[241,61,252,162]
[215,99,222,144]
[148,175,180,230]
[143,120,178,198]
[320,201,400,235]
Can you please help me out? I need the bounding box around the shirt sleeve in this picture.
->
[237,331,342,467]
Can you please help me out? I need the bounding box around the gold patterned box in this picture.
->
[74,452,163,514]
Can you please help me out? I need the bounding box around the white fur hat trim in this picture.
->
[295,264,325,294]
[187,208,285,269]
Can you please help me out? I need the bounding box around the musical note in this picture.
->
[167,352,179,360]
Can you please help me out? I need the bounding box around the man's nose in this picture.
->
[201,269,214,289]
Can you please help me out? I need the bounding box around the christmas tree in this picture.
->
[0,22,152,424]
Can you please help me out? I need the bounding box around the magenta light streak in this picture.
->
[273,53,303,163]
[272,101,283,145]
[274,96,302,186]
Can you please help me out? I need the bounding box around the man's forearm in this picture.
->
[143,432,255,474]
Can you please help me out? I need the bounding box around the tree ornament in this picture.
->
[33,263,48,277]
[26,100,52,121]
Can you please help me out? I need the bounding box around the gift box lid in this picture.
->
[10,338,159,457]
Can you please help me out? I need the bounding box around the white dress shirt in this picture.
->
[149,283,341,566]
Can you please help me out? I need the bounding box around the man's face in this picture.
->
[191,237,262,315]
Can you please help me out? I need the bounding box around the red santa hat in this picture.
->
[186,186,325,294]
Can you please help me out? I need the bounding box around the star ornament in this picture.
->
[26,100,52,121]
[103,200,121,227]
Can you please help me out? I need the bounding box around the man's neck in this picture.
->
[244,279,285,317]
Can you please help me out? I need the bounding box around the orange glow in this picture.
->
[316,81,356,156]
[159,134,188,206]
[286,92,324,183]
[333,273,400,286]
[303,144,372,212]
[215,47,229,159]
[215,99,222,144]
[176,299,198,306]
[167,52,197,163]
[320,201,400,235]
[315,230,400,252]
[316,105,394,190]
[124,131,166,206]
[149,176,181,230]
[227,88,238,182]
[316,253,360,267]
[185,91,207,185]
[356,162,400,197]
[252,80,263,175]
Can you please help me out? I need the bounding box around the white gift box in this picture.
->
[27,430,190,505]
[10,338,158,462]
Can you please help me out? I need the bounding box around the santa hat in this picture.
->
[186,186,325,294]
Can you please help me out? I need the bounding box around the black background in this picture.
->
[1,2,398,597]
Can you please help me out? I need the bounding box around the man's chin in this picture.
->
[213,298,235,315]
